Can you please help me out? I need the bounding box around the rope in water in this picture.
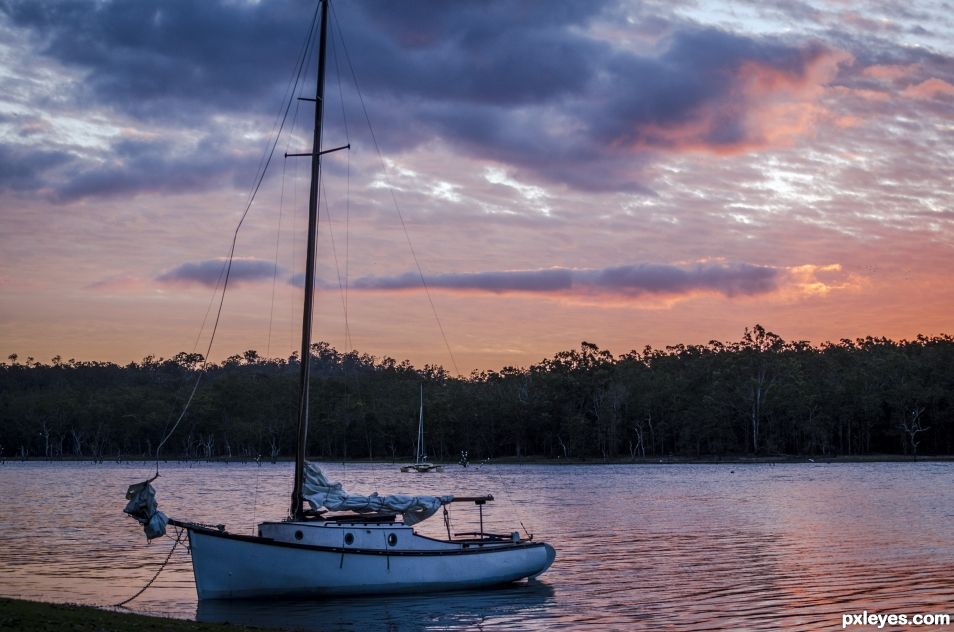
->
[115,526,185,608]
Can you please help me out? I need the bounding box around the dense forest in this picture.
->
[2,326,952,462]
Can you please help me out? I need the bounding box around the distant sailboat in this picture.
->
[123,0,554,599]
[401,385,443,473]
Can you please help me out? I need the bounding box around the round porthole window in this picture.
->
[344,533,354,545]
[387,533,398,546]
[294,530,303,540]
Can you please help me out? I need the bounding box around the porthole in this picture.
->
[344,533,354,545]
[294,530,303,541]
[387,533,398,546]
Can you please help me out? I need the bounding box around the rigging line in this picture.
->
[251,457,262,534]
[331,3,461,377]
[267,92,304,358]
[319,175,351,345]
[191,265,227,356]
[486,465,535,538]
[330,14,353,353]
[266,157,288,359]
[244,3,321,212]
[290,100,302,355]
[328,20,355,464]
[154,6,321,467]
[319,177,347,335]
[344,140,352,353]
[193,3,320,361]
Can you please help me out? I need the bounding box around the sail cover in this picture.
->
[124,478,168,540]
[302,462,453,526]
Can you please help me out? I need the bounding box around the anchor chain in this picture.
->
[115,526,185,608]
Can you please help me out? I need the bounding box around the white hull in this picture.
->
[400,463,443,473]
[182,520,555,599]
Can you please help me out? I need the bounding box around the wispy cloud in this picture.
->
[86,275,147,292]
[156,258,281,288]
[346,262,783,299]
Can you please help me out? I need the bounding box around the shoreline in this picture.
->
[3,454,952,466]
[0,597,271,632]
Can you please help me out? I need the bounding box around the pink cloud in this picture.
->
[86,275,147,292]
[901,78,954,100]
[619,48,853,155]
[862,64,919,81]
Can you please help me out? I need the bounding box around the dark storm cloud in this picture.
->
[1,0,854,196]
[157,258,281,288]
[346,262,780,298]
[0,0,308,120]
[333,3,847,190]
[54,134,259,202]
[330,1,609,106]
[0,143,70,192]
[591,29,831,148]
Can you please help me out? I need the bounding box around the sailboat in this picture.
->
[401,385,443,473]
[123,0,554,599]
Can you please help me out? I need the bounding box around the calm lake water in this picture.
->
[0,461,952,631]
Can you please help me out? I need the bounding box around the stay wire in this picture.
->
[153,4,322,472]
[267,92,304,358]
[330,19,353,352]
[331,3,461,377]
[266,155,289,358]
[320,177,350,342]
[328,18,357,466]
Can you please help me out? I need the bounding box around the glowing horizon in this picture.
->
[1,0,952,375]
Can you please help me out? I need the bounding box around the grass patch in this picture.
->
[0,598,277,632]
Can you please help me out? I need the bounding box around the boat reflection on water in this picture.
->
[196,581,555,631]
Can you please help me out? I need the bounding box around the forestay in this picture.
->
[302,462,452,525]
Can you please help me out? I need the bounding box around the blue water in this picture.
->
[1,461,952,630]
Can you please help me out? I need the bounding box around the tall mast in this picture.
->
[291,0,329,520]
[417,384,424,463]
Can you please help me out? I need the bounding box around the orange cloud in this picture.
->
[623,48,853,155]
[831,86,891,102]
[901,78,954,100]
[738,49,853,144]
[834,115,862,128]
[862,64,919,81]
[776,264,866,302]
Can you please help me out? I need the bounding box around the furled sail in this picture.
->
[124,478,169,540]
[302,462,452,526]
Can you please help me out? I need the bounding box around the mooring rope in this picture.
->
[115,526,185,608]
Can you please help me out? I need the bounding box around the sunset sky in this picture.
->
[1,0,952,374]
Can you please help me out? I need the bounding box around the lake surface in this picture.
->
[1,461,951,631]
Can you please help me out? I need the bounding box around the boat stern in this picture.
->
[530,543,556,579]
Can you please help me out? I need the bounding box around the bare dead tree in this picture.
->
[899,406,929,458]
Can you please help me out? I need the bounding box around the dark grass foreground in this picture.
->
[0,598,277,632]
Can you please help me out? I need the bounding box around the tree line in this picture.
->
[2,326,952,462]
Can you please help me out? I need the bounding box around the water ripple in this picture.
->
[1,461,952,630]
